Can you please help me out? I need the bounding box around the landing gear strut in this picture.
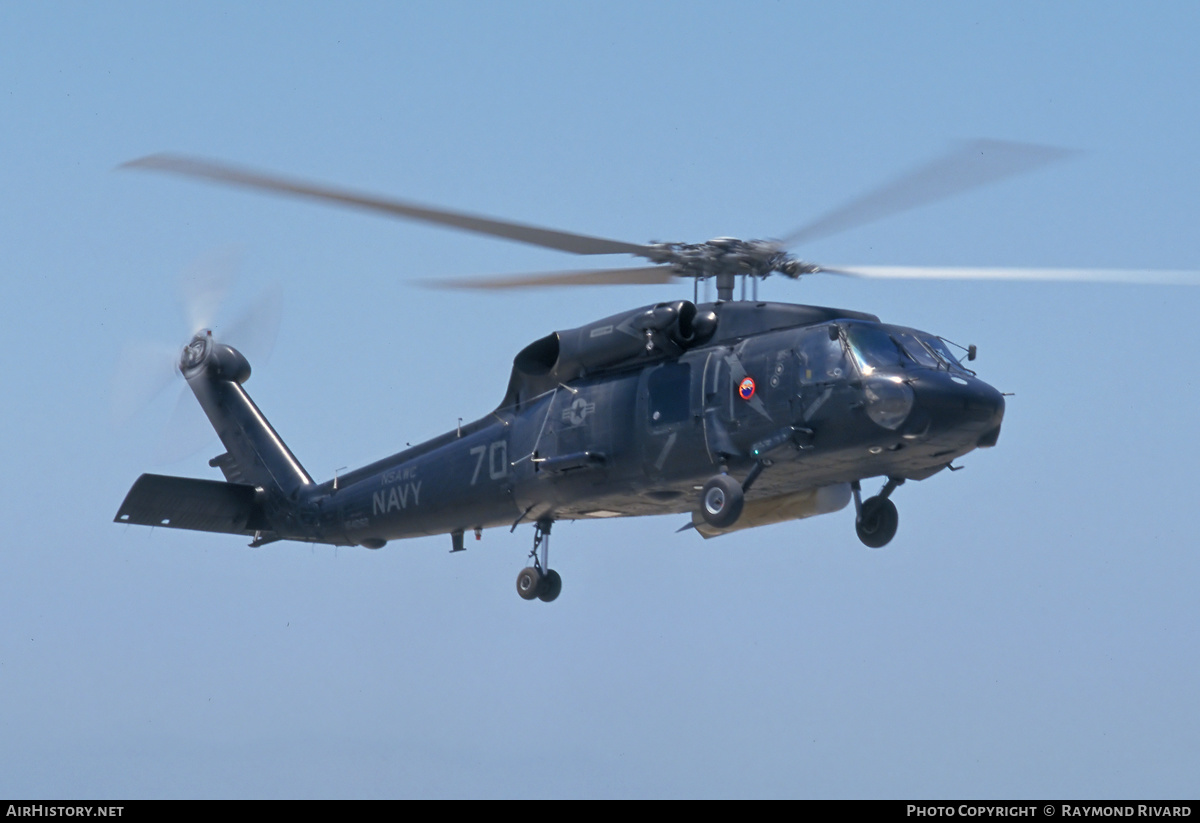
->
[516,518,562,602]
[852,477,903,549]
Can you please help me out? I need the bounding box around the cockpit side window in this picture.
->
[844,324,907,376]
[795,327,848,384]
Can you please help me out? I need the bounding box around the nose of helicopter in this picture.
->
[906,372,1005,447]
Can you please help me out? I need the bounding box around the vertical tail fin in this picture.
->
[181,332,312,499]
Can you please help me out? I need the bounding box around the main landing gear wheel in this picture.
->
[700,474,744,528]
[516,566,543,600]
[856,496,899,549]
[538,569,562,602]
[516,518,562,602]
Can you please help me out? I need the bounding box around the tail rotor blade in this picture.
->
[110,340,180,426]
[153,384,217,465]
[178,246,241,334]
[219,282,284,366]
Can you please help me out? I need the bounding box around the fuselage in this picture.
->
[295,300,1004,548]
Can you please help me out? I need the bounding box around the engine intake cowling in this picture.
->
[503,301,716,408]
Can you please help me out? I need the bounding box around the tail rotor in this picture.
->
[111,249,283,463]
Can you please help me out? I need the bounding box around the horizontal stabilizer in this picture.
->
[114,473,269,536]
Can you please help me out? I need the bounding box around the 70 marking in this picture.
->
[470,440,508,485]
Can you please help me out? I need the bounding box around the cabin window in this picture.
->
[647,363,691,426]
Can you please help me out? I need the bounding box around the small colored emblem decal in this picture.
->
[738,377,756,400]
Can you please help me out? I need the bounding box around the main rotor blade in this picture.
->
[122,154,654,257]
[778,140,1079,248]
[426,265,678,290]
[820,265,1200,285]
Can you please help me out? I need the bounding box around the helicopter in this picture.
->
[113,140,1195,602]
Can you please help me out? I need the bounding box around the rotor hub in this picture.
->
[180,330,212,374]
[644,238,821,300]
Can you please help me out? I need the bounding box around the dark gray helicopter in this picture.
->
[114,141,1190,602]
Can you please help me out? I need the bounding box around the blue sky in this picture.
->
[2,2,1198,798]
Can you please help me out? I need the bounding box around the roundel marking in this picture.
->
[738,377,756,401]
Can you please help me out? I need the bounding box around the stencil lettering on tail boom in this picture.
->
[372,481,423,514]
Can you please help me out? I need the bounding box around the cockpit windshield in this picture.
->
[844,324,906,375]
[843,323,968,375]
[917,334,971,373]
[891,330,942,369]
